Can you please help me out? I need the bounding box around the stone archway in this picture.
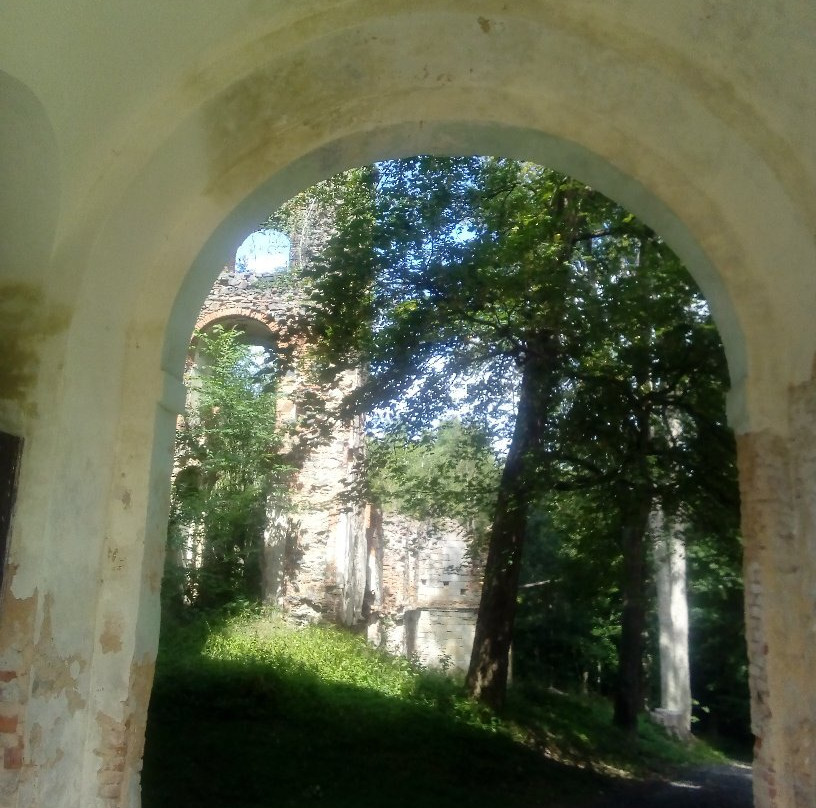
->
[0,6,814,807]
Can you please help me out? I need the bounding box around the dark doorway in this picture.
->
[0,432,23,592]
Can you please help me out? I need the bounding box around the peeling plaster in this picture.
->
[106,545,126,575]
[99,616,123,655]
[93,655,155,802]
[94,711,128,802]
[30,596,86,716]
[737,411,816,807]
[0,590,38,656]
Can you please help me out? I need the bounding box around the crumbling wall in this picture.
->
[274,386,368,626]
[370,511,483,671]
[409,609,478,671]
[190,265,370,627]
[191,266,485,659]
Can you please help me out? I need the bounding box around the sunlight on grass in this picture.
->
[143,608,730,808]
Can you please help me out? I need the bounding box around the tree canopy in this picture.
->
[271,156,741,724]
[367,419,499,534]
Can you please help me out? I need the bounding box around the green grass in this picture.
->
[142,608,728,808]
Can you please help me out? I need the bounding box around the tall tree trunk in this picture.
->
[466,338,555,709]
[651,506,692,737]
[613,487,652,733]
[612,263,654,734]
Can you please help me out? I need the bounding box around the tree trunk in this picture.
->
[613,489,652,733]
[466,340,555,709]
[651,506,692,737]
[612,292,654,735]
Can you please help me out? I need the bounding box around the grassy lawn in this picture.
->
[142,609,727,808]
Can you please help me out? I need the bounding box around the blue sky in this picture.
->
[235,229,290,274]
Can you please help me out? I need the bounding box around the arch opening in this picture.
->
[145,152,744,800]
[164,123,749,408]
[2,9,815,808]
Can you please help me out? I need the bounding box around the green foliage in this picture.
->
[143,609,727,808]
[251,264,303,296]
[256,156,746,731]
[273,166,380,368]
[505,681,726,775]
[515,491,750,741]
[167,326,289,611]
[686,524,750,743]
[515,498,622,694]
[292,157,737,520]
[366,419,500,544]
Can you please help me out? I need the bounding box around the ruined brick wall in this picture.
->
[195,267,306,373]
[189,265,370,627]
[191,265,484,665]
[370,511,483,671]
[271,390,368,626]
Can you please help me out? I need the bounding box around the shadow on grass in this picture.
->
[143,652,614,808]
[503,683,728,780]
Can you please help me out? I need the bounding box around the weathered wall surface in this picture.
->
[273,397,368,626]
[372,512,482,671]
[737,376,816,808]
[193,266,370,627]
[409,609,478,672]
[192,268,484,651]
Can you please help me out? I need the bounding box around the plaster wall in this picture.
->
[408,609,479,673]
[0,3,815,806]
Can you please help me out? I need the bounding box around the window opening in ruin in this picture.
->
[168,320,282,611]
[235,228,290,276]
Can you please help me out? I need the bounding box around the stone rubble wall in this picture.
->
[192,265,484,667]
[195,270,306,376]
[369,511,483,671]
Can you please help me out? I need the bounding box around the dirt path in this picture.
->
[587,763,753,807]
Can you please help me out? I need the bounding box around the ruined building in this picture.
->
[2,6,815,805]
[187,262,483,671]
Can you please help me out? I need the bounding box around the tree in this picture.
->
[299,158,621,707]
[538,235,735,731]
[514,493,621,694]
[168,326,288,611]
[366,419,500,542]
[685,518,748,742]
[289,156,734,719]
